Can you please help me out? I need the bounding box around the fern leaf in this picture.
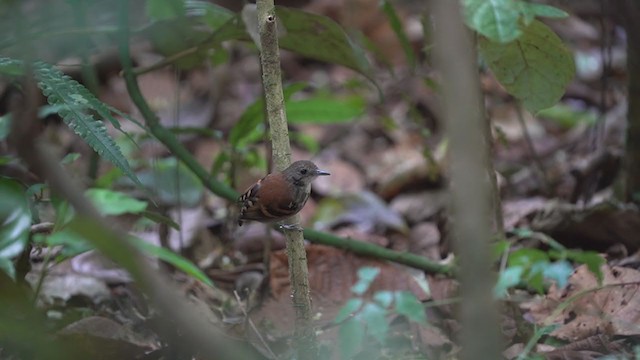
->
[31,62,142,187]
[34,61,145,133]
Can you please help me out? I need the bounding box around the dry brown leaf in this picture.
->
[528,265,640,341]
[248,245,432,357]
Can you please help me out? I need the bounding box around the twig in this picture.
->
[30,222,54,234]
[233,290,278,360]
[515,102,550,194]
[31,246,56,306]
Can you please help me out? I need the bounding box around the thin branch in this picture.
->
[256,0,317,357]
[515,102,550,194]
[234,291,279,360]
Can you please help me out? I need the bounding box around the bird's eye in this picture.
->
[300,169,308,175]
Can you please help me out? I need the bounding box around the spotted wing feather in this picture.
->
[238,172,308,226]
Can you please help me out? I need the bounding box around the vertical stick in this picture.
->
[255,1,318,358]
[431,1,503,359]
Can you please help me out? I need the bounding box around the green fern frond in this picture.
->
[33,61,146,132]
[0,57,142,188]
[32,62,142,187]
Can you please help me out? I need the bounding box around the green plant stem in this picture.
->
[302,229,452,274]
[256,0,317,358]
[118,35,237,201]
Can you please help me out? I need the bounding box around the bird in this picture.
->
[238,160,330,227]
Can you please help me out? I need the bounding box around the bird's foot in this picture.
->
[279,223,304,232]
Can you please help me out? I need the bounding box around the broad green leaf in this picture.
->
[508,248,549,268]
[335,298,363,323]
[351,266,380,295]
[45,229,93,257]
[339,319,364,359]
[60,153,81,165]
[130,236,213,286]
[209,46,230,66]
[66,217,139,279]
[479,20,575,113]
[359,302,388,343]
[492,239,511,260]
[229,98,265,148]
[141,5,244,66]
[136,157,204,207]
[229,83,306,148]
[95,168,124,189]
[145,18,210,69]
[519,3,568,24]
[290,132,320,153]
[373,290,394,308]
[25,183,45,200]
[380,0,416,69]
[463,0,522,43]
[566,250,604,282]
[537,104,597,129]
[512,227,534,238]
[201,13,251,45]
[0,178,31,278]
[85,189,148,216]
[287,96,365,124]
[542,260,573,289]
[52,196,74,230]
[186,1,234,29]
[394,291,426,325]
[494,266,524,298]
[526,261,549,293]
[276,6,372,79]
[146,0,186,20]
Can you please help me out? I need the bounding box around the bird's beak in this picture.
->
[316,169,331,176]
